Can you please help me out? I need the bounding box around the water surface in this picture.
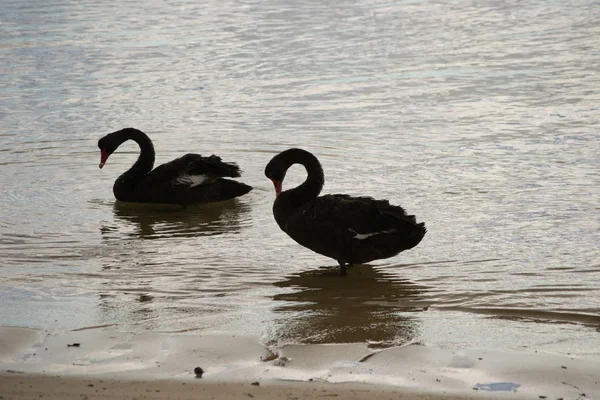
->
[1,0,599,355]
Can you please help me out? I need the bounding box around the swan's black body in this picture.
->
[98,128,252,205]
[264,148,426,275]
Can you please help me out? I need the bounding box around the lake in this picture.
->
[1,0,599,355]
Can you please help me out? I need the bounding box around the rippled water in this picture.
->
[1,0,599,355]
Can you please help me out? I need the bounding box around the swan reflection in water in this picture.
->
[101,198,251,240]
[270,265,429,347]
[95,198,251,330]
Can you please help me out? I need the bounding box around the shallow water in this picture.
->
[1,0,599,355]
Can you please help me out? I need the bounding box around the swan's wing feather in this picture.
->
[303,194,419,236]
[183,154,242,178]
[147,154,242,188]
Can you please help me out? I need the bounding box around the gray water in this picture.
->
[1,0,599,355]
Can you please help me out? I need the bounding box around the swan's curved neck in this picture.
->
[120,129,155,176]
[278,149,324,209]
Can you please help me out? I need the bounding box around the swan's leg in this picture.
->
[338,261,348,276]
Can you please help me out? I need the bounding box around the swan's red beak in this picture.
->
[271,179,282,197]
[99,149,110,169]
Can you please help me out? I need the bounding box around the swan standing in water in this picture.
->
[264,148,426,275]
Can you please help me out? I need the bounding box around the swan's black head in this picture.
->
[265,148,322,197]
[265,151,292,196]
[97,128,142,169]
[264,156,287,182]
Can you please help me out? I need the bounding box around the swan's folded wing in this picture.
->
[303,194,419,236]
[147,154,242,188]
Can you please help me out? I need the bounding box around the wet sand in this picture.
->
[0,373,522,400]
[1,327,598,399]
[0,373,527,400]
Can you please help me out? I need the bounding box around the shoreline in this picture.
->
[0,373,524,400]
[0,373,528,400]
[1,326,598,399]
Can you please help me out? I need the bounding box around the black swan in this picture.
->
[264,148,426,275]
[98,128,252,205]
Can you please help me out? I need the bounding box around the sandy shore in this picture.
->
[1,326,598,399]
[0,373,522,400]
